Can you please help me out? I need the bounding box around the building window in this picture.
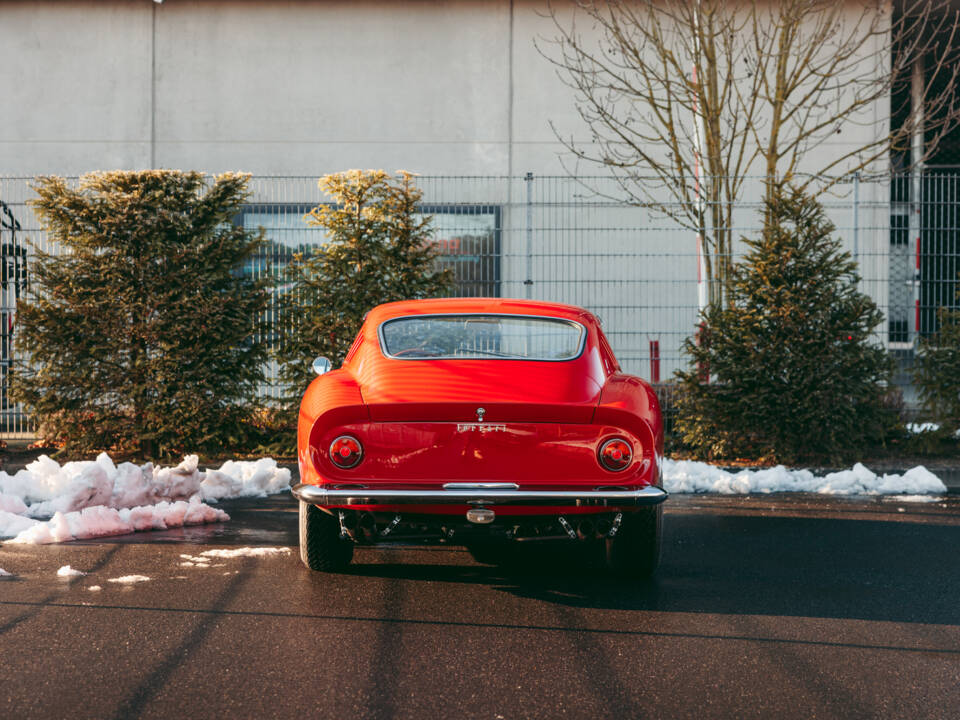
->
[236,203,500,298]
[889,213,909,247]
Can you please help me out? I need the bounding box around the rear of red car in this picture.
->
[292,299,666,576]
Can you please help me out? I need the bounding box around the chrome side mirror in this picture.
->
[311,356,332,376]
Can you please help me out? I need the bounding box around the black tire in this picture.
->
[605,505,662,579]
[299,501,354,572]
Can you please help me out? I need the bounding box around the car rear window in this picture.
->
[379,315,586,360]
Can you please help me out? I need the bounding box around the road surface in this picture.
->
[1,492,958,719]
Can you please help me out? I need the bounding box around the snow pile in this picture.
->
[0,568,11,578]
[0,493,27,515]
[107,575,150,584]
[178,548,289,566]
[6,499,230,545]
[890,495,940,503]
[663,459,947,496]
[0,510,41,538]
[56,565,86,577]
[200,458,292,501]
[0,453,290,517]
[906,422,960,437]
[179,553,213,567]
[178,553,225,568]
[0,453,290,544]
[199,547,290,559]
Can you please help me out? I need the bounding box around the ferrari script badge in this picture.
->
[476,407,486,423]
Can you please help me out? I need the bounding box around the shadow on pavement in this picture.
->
[338,511,960,627]
[77,491,960,627]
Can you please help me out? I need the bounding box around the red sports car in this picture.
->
[291,298,666,576]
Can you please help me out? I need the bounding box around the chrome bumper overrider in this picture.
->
[291,482,668,507]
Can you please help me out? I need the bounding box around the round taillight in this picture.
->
[329,435,363,469]
[598,438,632,472]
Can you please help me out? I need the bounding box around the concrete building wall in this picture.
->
[1,1,153,173]
[0,0,891,178]
[3,0,521,176]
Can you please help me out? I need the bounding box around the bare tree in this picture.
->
[541,0,960,305]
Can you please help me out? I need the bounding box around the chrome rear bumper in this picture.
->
[291,482,668,507]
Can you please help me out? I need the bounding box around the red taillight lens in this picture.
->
[598,438,632,472]
[329,435,363,469]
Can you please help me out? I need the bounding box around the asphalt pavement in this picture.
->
[1,492,959,720]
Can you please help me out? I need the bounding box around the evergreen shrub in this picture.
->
[277,170,452,409]
[913,307,960,434]
[14,170,269,458]
[674,186,893,463]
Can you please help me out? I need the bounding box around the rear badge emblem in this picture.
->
[457,423,506,433]
[476,407,486,422]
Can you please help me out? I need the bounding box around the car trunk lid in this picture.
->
[355,359,602,424]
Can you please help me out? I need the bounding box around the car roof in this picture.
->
[365,298,599,326]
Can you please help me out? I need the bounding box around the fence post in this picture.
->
[912,171,922,344]
[649,340,660,384]
[852,171,860,270]
[911,57,925,344]
[524,172,533,299]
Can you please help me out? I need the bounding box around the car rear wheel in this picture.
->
[605,505,662,579]
[299,501,354,572]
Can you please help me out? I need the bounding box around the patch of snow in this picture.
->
[0,510,41,538]
[662,459,947,496]
[888,495,940,503]
[200,458,292,501]
[87,585,101,591]
[906,422,960,438]
[23,458,113,517]
[0,492,27,515]
[56,565,86,577]
[0,454,288,543]
[107,575,150,584]
[6,498,229,545]
[177,553,227,568]
[198,547,291,559]
[0,453,287,521]
[0,568,11,577]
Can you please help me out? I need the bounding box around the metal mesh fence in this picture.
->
[0,171,957,437]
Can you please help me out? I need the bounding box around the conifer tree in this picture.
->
[277,170,451,406]
[675,186,892,463]
[913,306,960,433]
[14,170,269,458]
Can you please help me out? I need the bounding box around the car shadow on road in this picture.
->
[86,492,960,627]
[340,511,960,627]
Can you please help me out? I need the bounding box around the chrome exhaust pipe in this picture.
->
[596,518,612,536]
[576,519,595,540]
[358,512,376,531]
